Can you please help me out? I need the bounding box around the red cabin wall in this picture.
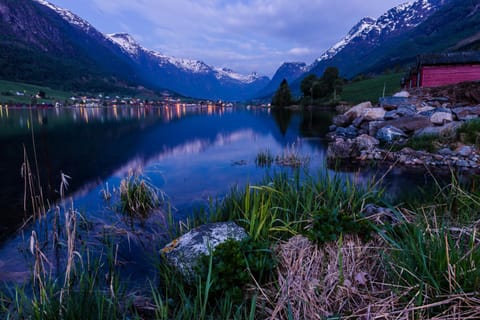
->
[420,64,480,87]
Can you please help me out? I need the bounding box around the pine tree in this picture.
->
[272,79,293,107]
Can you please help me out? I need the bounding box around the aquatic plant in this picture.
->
[254,149,274,167]
[275,144,310,167]
[118,169,161,218]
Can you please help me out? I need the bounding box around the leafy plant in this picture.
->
[196,238,276,303]
[458,118,480,146]
[308,207,373,244]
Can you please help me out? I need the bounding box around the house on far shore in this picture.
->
[404,52,480,88]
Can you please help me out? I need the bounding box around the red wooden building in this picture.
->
[405,52,480,88]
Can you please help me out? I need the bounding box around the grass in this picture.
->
[341,73,403,105]
[458,118,480,146]
[3,151,480,319]
[254,149,274,167]
[118,169,162,218]
[0,79,73,105]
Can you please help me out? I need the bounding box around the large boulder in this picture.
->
[376,125,407,143]
[161,222,248,278]
[452,106,480,121]
[382,116,431,133]
[335,125,359,139]
[345,101,373,119]
[355,134,379,151]
[414,121,461,137]
[333,114,353,127]
[430,111,453,125]
[361,107,386,121]
[327,138,358,160]
[384,105,416,120]
[379,96,410,110]
[393,91,410,98]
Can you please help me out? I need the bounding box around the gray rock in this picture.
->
[327,138,358,159]
[345,101,373,119]
[333,114,353,127]
[414,121,461,138]
[335,125,358,139]
[452,106,480,121]
[362,204,400,225]
[384,104,417,120]
[430,111,453,125]
[382,116,431,133]
[355,134,379,151]
[393,91,410,98]
[438,148,454,156]
[368,121,386,137]
[455,145,474,157]
[376,125,407,143]
[361,107,386,121]
[161,222,248,279]
[379,97,410,110]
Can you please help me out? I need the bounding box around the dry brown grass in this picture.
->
[256,231,480,320]
[258,235,393,319]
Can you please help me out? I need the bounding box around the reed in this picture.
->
[118,168,162,218]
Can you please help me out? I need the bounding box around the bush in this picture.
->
[196,238,276,303]
[308,207,373,244]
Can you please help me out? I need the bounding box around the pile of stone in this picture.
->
[327,90,480,170]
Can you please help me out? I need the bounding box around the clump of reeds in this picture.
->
[118,168,162,218]
[275,144,310,167]
[254,149,274,167]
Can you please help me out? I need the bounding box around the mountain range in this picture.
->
[0,0,479,101]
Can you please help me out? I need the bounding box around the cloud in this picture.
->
[288,48,312,56]
[55,0,407,75]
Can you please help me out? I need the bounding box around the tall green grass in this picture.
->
[341,73,403,104]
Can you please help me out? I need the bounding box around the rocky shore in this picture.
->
[327,82,480,170]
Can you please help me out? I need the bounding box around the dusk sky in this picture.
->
[46,0,409,77]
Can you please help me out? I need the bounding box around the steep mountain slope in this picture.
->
[309,0,450,78]
[0,0,140,92]
[108,33,269,100]
[255,62,307,98]
[0,0,269,100]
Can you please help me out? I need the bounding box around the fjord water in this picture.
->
[0,105,333,237]
[0,105,443,283]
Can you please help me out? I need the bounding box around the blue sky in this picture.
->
[47,0,408,77]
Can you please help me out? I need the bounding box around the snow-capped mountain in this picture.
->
[106,32,269,99]
[311,0,447,72]
[317,17,377,62]
[0,0,268,100]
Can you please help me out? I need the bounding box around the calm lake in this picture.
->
[0,105,446,283]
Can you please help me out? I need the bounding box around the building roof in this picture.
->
[418,51,480,66]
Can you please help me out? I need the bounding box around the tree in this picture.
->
[272,79,293,107]
[300,74,317,97]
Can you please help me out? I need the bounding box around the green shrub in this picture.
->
[196,238,276,303]
[458,118,480,146]
[308,207,373,244]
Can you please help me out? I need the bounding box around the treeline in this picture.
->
[271,67,343,107]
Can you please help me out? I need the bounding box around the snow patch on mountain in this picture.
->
[214,68,262,84]
[315,0,442,64]
[33,0,92,32]
[318,17,376,61]
[108,33,141,56]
